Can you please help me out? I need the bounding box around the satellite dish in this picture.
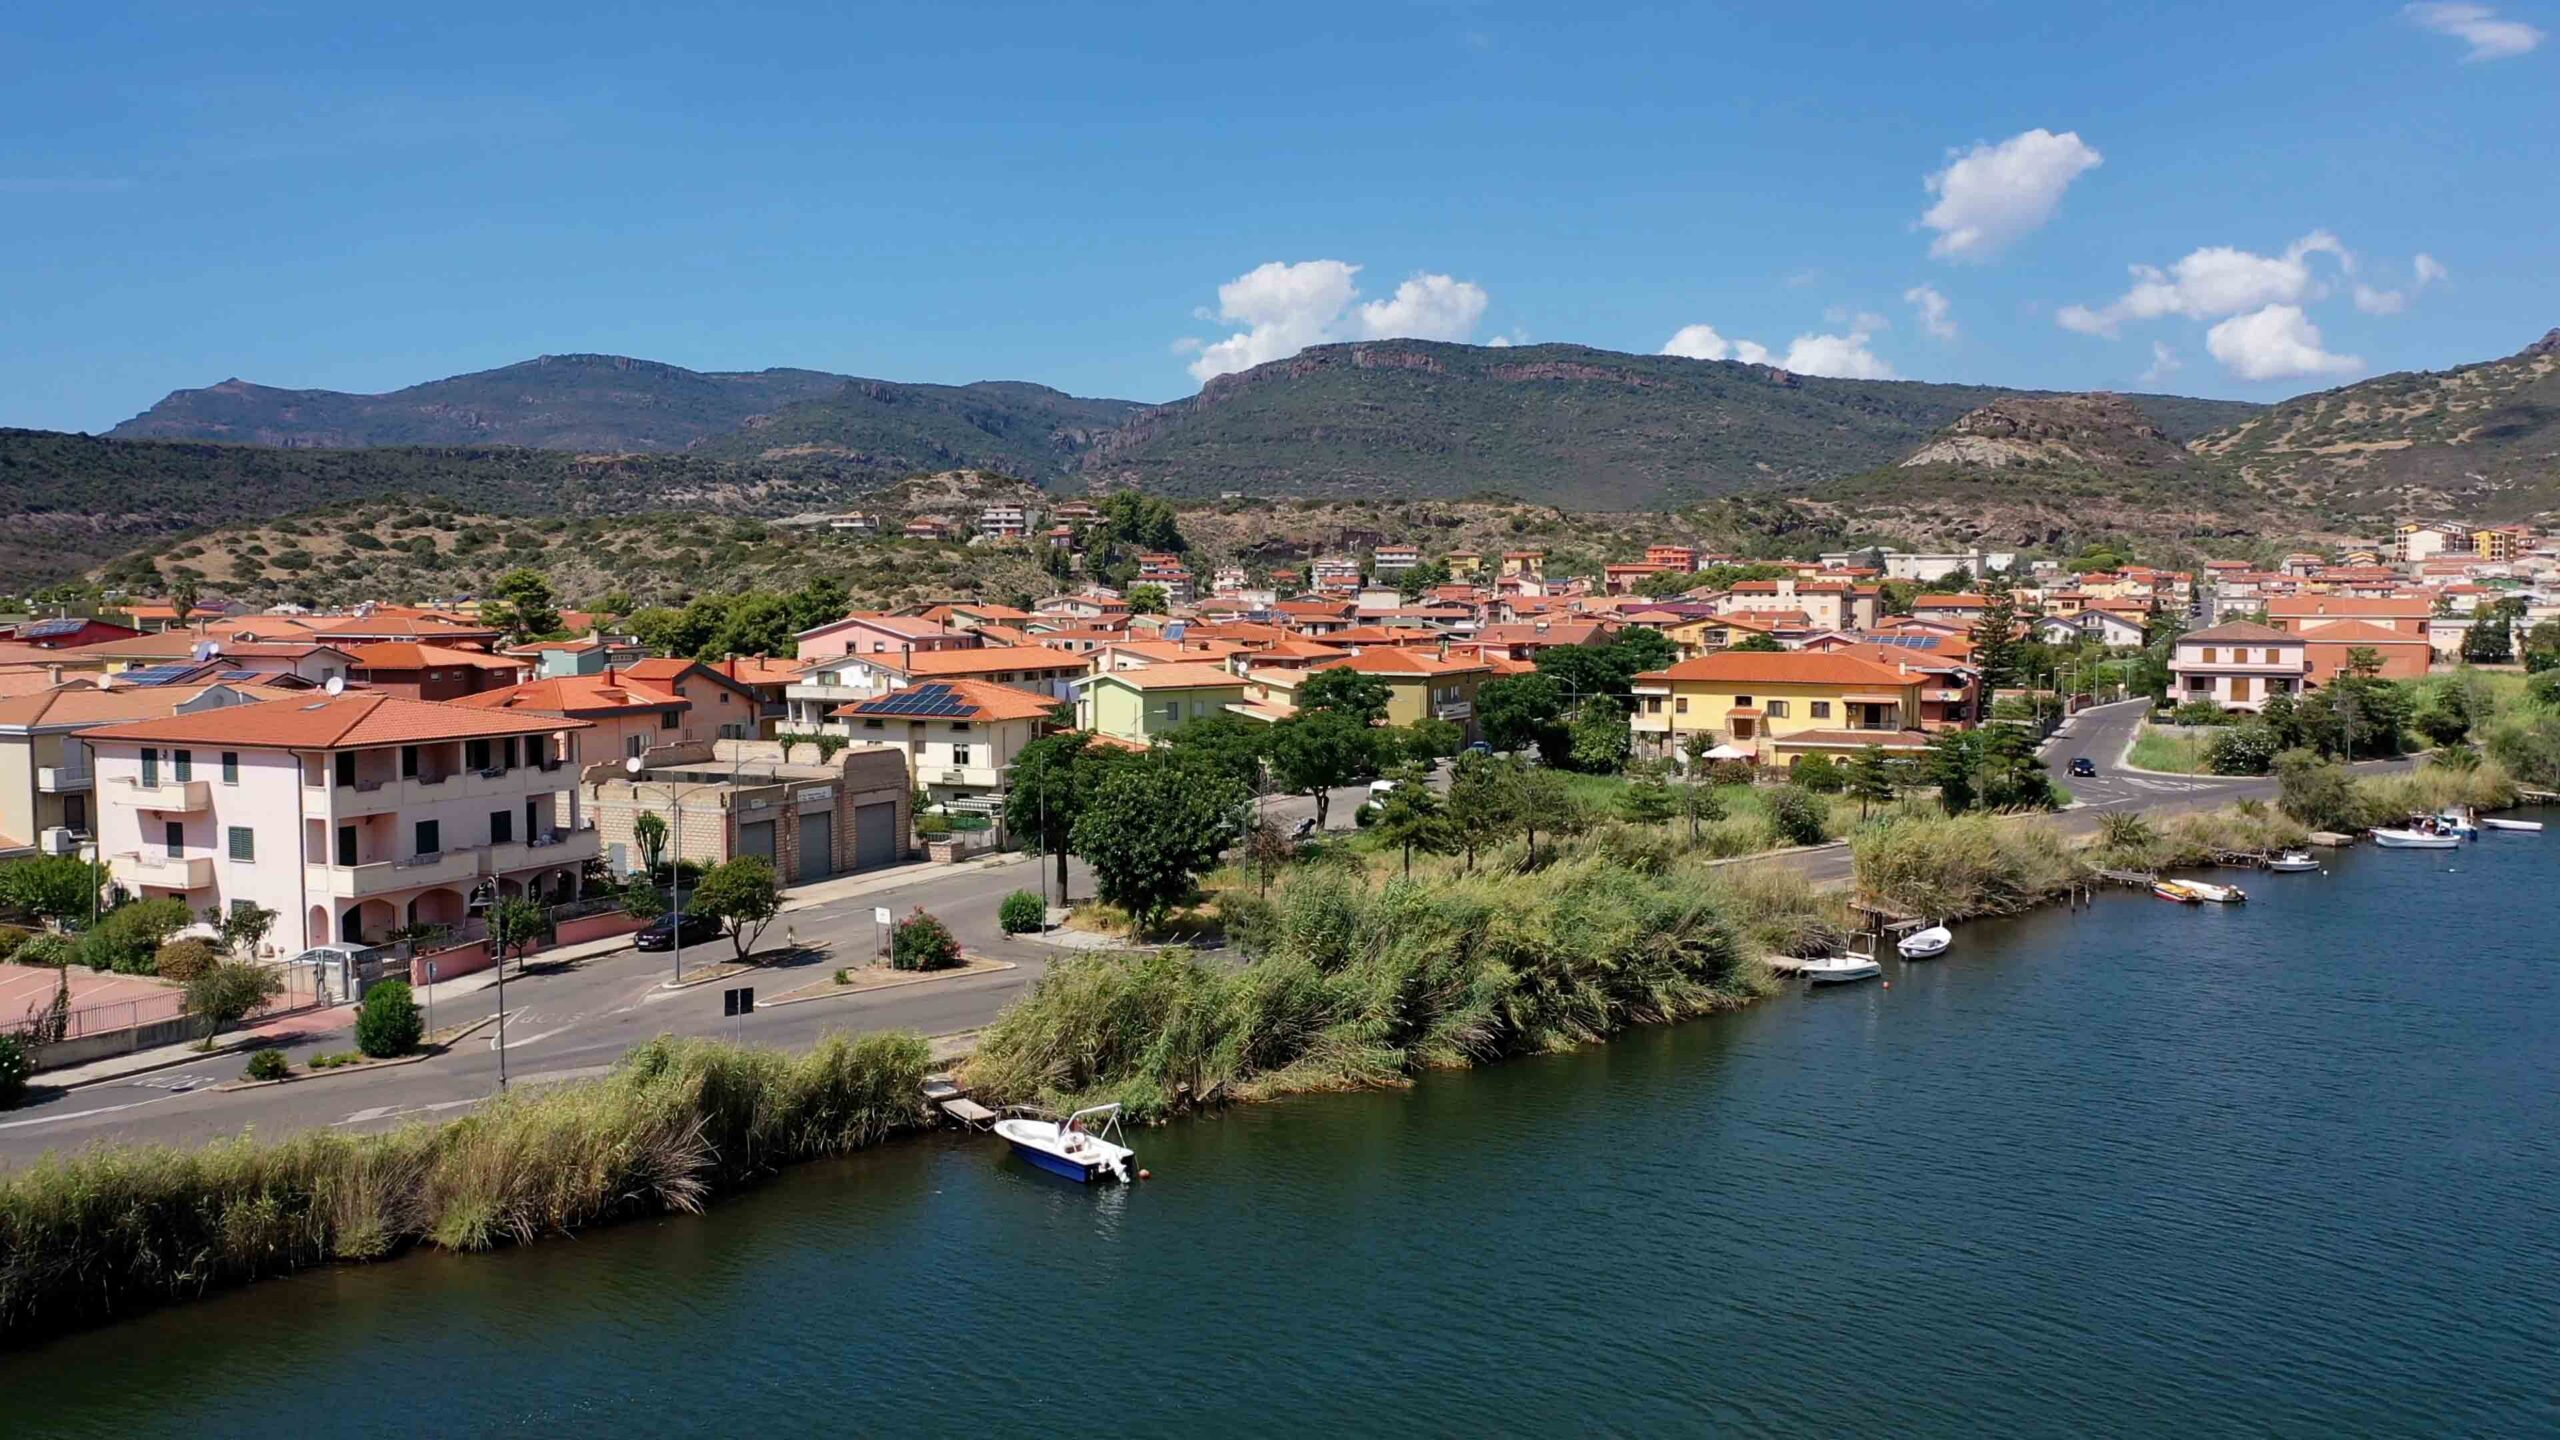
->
[324,675,346,695]
[624,755,645,776]
[191,641,217,662]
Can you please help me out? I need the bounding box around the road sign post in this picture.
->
[874,905,893,958]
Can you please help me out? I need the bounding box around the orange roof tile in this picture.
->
[895,645,1093,678]
[1087,663,1247,690]
[345,641,529,671]
[1315,647,1492,678]
[836,679,1060,723]
[1637,652,1923,687]
[448,672,682,715]
[74,692,589,748]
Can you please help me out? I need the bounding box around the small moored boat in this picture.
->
[2481,817,2543,833]
[1896,923,1952,959]
[2181,880,2247,904]
[1799,954,1882,984]
[2371,827,2460,849]
[994,1103,1135,1184]
[2266,850,2321,872]
[2435,808,2479,840]
[2152,880,2202,904]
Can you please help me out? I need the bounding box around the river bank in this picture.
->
[6,832,2552,1436]
[0,762,2521,1344]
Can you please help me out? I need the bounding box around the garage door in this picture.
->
[854,802,899,871]
[738,820,776,869]
[797,810,834,883]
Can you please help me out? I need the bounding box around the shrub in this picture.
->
[152,937,221,985]
[2205,722,2281,776]
[306,1051,364,1069]
[997,890,1045,935]
[1790,755,1846,794]
[1765,786,1829,847]
[890,910,962,972]
[354,981,424,1058]
[11,934,74,969]
[0,1034,28,1109]
[832,968,851,986]
[76,897,193,975]
[0,924,29,962]
[242,1049,290,1082]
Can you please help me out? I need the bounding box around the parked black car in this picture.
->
[2068,756,2098,777]
[634,912,724,951]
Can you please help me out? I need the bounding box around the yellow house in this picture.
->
[1308,648,1489,741]
[1076,663,1250,746]
[1499,550,1546,581]
[1446,551,1484,581]
[1656,611,1781,659]
[1630,651,1925,761]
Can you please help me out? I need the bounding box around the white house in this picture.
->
[2165,621,2307,713]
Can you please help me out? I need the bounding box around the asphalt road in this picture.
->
[0,703,2395,1165]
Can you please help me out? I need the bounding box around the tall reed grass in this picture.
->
[965,852,1794,1120]
[0,1031,929,1343]
[1850,812,2089,919]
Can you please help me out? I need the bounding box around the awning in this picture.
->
[1841,693,1909,704]
[1702,743,1755,760]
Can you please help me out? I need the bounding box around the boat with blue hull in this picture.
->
[995,1104,1135,1183]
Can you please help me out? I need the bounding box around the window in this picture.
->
[490,810,513,846]
[1644,696,1662,714]
[337,825,357,867]
[1811,701,1832,719]
[1675,697,1689,715]
[141,747,159,787]
[465,739,492,770]
[502,737,519,769]
[227,826,254,862]
[415,819,440,857]
[625,734,644,759]
[173,749,193,781]
[953,743,973,767]
[1732,695,1753,709]
[862,718,884,730]
[2200,647,2219,664]
[221,751,239,784]
[401,745,419,778]
[163,820,182,858]
[1765,700,1791,719]
[660,711,679,730]
[335,751,357,787]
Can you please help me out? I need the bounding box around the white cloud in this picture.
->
[2204,304,2363,381]
[1484,329,1529,348]
[1660,323,1775,365]
[2139,341,2182,385]
[2355,252,2450,316]
[1904,284,1957,340]
[2058,231,2353,338]
[1182,260,1492,380]
[1782,330,1896,379]
[1920,128,2103,261]
[2404,3,2545,60]
[1663,320,1893,377]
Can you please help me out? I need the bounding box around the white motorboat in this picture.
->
[1896,923,1952,959]
[2371,827,2460,849]
[1799,953,1882,984]
[2481,817,2544,833]
[2435,808,2479,839]
[2181,880,2247,904]
[2266,850,2322,872]
[994,1103,1135,1184]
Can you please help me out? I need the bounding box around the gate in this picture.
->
[797,810,834,882]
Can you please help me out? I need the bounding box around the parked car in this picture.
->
[1367,778,1399,799]
[2068,756,2098,778]
[634,912,723,951]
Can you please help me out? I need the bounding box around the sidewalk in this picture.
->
[42,1002,360,1090]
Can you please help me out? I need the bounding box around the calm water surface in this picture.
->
[9,839,2556,1437]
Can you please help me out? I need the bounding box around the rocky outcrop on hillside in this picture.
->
[1898,393,2188,472]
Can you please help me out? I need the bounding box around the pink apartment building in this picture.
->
[79,693,597,953]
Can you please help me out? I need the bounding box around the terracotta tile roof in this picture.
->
[1474,621,1617,647]
[1637,652,1923,687]
[345,641,529,671]
[2269,595,2432,617]
[1315,647,1492,678]
[835,679,1059,723]
[310,615,502,639]
[1105,639,1252,663]
[0,682,296,729]
[2295,619,2431,645]
[74,692,588,748]
[2178,621,2300,644]
[894,645,1093,678]
[448,672,682,715]
[1085,662,1247,690]
[710,656,807,685]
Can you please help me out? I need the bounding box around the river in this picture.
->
[8,837,2556,1437]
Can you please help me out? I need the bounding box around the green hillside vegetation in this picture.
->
[2190,328,2560,522]
[108,354,857,450]
[1080,341,2257,509]
[689,378,1143,475]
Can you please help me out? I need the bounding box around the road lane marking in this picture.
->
[0,1093,184,1130]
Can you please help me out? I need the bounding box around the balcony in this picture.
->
[116,777,210,813]
[118,850,213,890]
[35,764,92,793]
[486,827,600,876]
[1432,700,1475,722]
[307,847,485,900]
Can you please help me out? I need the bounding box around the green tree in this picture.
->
[354,979,424,1057]
[1766,785,1829,846]
[1726,632,1784,653]
[1843,745,1896,819]
[1445,752,1521,869]
[1632,570,1702,599]
[185,961,282,1048]
[786,576,850,634]
[1618,762,1676,824]
[1968,590,2023,711]
[1298,667,1392,726]
[2460,612,2513,665]
[693,856,783,961]
[1006,733,1119,899]
[706,590,797,659]
[1157,713,1269,791]
[168,575,200,628]
[891,908,963,970]
[2520,619,2560,673]
[1510,765,1575,868]
[631,811,669,878]
[2205,722,2281,775]
[2274,748,2361,830]
[1565,696,1632,774]
[487,895,553,972]
[1790,754,1845,794]
[206,902,277,960]
[1071,754,1248,933]
[1478,672,1567,757]
[489,569,560,639]
[1395,558,1452,599]
[1372,767,1455,879]
[1396,717,1465,765]
[0,856,104,928]
[1267,710,1377,829]
[1126,583,1169,615]
[75,896,191,975]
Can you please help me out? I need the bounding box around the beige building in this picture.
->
[585,739,912,887]
[0,681,286,859]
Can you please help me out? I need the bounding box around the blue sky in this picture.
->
[2,1,2552,432]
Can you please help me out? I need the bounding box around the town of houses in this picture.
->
[5,508,2555,976]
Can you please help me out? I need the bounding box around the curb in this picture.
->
[767,958,1018,1008]
[211,1012,503,1092]
[53,1029,311,1092]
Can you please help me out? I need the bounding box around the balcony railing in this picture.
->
[117,850,213,889]
[35,764,92,793]
[117,777,210,813]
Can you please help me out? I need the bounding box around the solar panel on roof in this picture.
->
[21,618,87,639]
[119,663,199,686]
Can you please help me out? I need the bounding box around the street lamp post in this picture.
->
[626,754,768,983]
